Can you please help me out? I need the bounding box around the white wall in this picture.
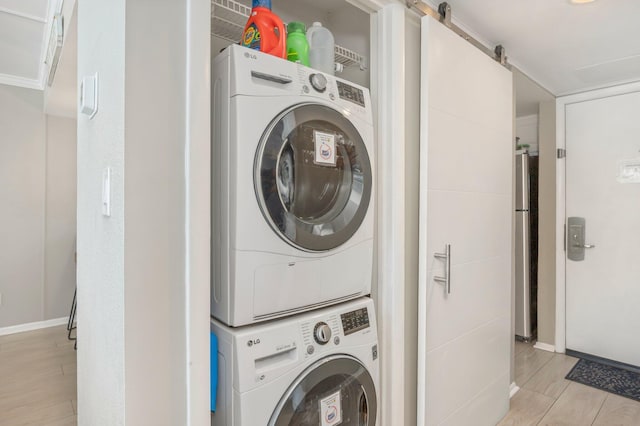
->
[77,0,126,422]
[45,115,77,320]
[537,101,556,346]
[77,0,211,424]
[0,85,46,327]
[515,114,539,154]
[0,84,76,330]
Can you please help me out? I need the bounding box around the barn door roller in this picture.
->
[407,1,511,70]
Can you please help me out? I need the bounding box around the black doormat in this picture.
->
[565,358,640,402]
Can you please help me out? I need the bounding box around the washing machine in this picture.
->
[211,297,379,426]
[212,45,375,327]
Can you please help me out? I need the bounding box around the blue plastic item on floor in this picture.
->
[211,332,218,412]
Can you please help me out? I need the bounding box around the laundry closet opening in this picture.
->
[210,1,378,425]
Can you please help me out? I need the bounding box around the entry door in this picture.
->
[565,91,640,366]
[417,16,513,426]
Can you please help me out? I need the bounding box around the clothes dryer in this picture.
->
[212,45,375,326]
[211,297,379,426]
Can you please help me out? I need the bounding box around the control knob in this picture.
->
[313,322,332,345]
[309,73,328,93]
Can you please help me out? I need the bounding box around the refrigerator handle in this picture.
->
[434,244,451,294]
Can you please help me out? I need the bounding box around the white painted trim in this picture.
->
[555,95,566,354]
[416,13,430,426]
[509,382,520,398]
[0,73,43,90]
[533,341,556,353]
[185,0,211,424]
[347,0,396,14]
[0,317,68,336]
[374,4,406,426]
[555,80,640,354]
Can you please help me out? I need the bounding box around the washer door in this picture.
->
[268,355,377,426]
[255,103,372,252]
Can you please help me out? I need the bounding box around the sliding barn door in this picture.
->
[417,16,513,426]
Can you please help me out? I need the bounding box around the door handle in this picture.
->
[433,244,451,294]
[568,217,594,261]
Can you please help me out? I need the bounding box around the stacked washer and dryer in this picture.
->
[211,45,378,426]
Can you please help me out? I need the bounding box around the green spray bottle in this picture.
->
[286,22,310,66]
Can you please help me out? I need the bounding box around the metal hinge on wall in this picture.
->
[557,148,566,159]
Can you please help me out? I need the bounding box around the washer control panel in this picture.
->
[340,307,370,336]
[309,73,328,92]
[300,315,341,359]
[313,322,332,345]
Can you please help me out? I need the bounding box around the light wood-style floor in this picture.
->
[0,325,77,425]
[499,340,640,425]
[3,327,640,425]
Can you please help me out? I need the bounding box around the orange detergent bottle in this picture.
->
[241,0,286,59]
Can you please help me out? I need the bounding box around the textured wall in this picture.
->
[76,0,126,423]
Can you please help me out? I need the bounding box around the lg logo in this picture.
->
[247,338,261,347]
[244,52,257,60]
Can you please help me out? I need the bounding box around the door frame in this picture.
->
[347,1,410,425]
[555,80,640,353]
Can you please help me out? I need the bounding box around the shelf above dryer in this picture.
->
[211,0,368,71]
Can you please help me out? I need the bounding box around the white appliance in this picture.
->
[212,45,375,327]
[211,297,379,426]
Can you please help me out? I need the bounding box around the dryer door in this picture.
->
[268,355,377,426]
[255,103,372,252]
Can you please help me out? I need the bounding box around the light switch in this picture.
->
[102,168,111,217]
[80,73,99,119]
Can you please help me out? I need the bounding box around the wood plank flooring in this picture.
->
[499,340,640,426]
[3,328,640,425]
[0,325,77,425]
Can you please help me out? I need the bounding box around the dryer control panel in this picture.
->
[224,44,372,125]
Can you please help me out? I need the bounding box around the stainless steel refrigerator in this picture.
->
[515,150,532,341]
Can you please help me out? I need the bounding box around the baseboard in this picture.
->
[534,341,555,353]
[509,382,520,398]
[0,317,68,337]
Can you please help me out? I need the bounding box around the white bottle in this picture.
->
[307,22,335,75]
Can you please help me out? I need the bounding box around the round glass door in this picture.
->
[255,103,372,252]
[268,355,377,426]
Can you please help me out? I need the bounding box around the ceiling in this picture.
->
[0,0,54,90]
[4,0,640,100]
[421,0,640,96]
